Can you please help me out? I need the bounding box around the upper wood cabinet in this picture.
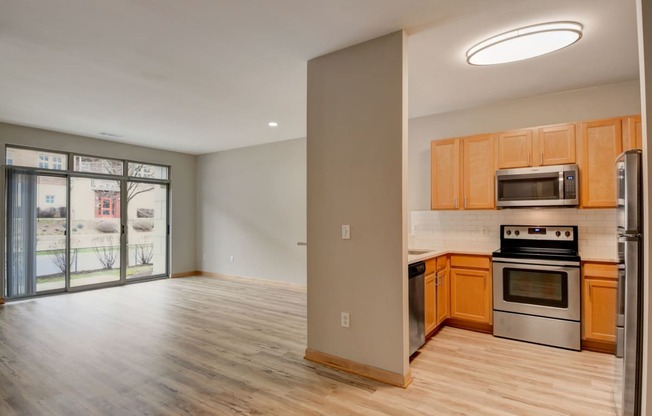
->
[495,123,576,169]
[431,135,494,210]
[623,115,642,151]
[578,118,623,208]
[431,139,460,209]
[495,129,532,168]
[538,123,576,166]
[461,134,495,209]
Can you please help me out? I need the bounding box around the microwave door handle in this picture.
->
[558,171,564,199]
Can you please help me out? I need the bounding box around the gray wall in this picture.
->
[0,122,197,279]
[408,80,642,211]
[307,31,409,377]
[196,138,307,285]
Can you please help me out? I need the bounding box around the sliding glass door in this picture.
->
[69,177,122,288]
[126,182,168,280]
[4,146,170,300]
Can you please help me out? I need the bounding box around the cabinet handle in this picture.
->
[540,152,543,165]
[464,197,467,208]
[527,153,530,166]
[454,197,458,208]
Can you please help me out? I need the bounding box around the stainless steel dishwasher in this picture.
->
[408,261,426,356]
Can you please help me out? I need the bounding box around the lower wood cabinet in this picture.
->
[424,259,437,335]
[424,256,449,336]
[450,255,492,325]
[582,262,618,351]
[435,256,450,326]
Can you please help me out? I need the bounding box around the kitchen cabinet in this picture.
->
[623,115,642,151]
[537,123,576,166]
[578,118,623,208]
[424,256,449,336]
[435,255,450,326]
[450,255,492,326]
[462,134,495,209]
[495,123,576,169]
[582,262,617,353]
[431,135,494,210]
[495,129,532,169]
[431,139,460,209]
[424,259,437,335]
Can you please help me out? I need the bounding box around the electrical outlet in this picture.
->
[481,227,488,236]
[341,312,350,328]
[229,255,234,262]
[341,224,351,240]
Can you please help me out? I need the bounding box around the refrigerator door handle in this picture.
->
[617,265,625,327]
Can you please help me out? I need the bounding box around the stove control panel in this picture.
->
[503,226,575,241]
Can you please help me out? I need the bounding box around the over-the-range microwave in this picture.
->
[495,164,579,208]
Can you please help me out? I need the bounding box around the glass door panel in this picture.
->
[35,176,68,292]
[69,178,122,288]
[126,183,168,279]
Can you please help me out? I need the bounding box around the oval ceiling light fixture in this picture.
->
[466,21,583,66]
[268,121,278,127]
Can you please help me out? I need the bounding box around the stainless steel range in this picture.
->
[492,225,581,350]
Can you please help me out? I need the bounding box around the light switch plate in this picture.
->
[341,224,351,240]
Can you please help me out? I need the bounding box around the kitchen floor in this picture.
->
[0,276,615,415]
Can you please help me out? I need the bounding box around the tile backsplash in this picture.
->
[409,208,617,261]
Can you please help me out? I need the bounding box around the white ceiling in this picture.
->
[0,0,639,155]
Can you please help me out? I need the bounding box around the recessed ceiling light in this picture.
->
[466,21,583,66]
[268,121,278,127]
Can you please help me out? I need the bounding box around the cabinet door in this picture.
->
[623,115,642,151]
[537,123,576,166]
[495,129,532,169]
[578,118,623,208]
[436,268,450,326]
[450,268,492,324]
[462,134,495,209]
[431,139,460,209]
[424,272,436,335]
[583,279,617,342]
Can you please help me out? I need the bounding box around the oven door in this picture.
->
[493,261,580,321]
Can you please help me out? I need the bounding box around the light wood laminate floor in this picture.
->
[0,276,616,415]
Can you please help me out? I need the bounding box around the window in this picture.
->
[74,155,123,175]
[45,195,55,204]
[128,162,168,180]
[38,155,49,169]
[5,147,67,170]
[52,156,64,170]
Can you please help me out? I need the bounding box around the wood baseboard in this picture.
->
[198,271,306,290]
[304,348,412,388]
[445,318,493,334]
[582,339,616,354]
[0,297,4,305]
[171,271,200,278]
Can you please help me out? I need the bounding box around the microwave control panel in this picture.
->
[564,170,577,199]
[502,226,575,241]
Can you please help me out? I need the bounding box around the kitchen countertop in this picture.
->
[408,248,618,265]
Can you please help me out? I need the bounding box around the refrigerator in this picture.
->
[615,149,644,416]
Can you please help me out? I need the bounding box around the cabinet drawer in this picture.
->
[436,255,448,271]
[583,263,618,280]
[425,259,436,275]
[450,255,490,270]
